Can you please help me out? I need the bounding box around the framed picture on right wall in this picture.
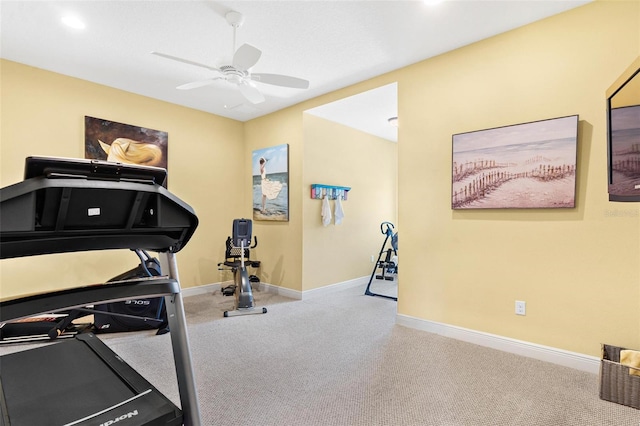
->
[608,105,640,200]
[606,58,640,202]
[452,115,579,210]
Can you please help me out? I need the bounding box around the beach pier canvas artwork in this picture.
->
[252,144,289,221]
[452,115,579,209]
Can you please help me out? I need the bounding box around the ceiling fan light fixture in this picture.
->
[61,15,85,30]
[388,117,398,127]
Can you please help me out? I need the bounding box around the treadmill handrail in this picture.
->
[0,276,180,323]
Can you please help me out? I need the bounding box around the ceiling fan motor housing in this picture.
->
[220,65,248,84]
[226,11,244,28]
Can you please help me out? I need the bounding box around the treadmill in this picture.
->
[0,156,202,426]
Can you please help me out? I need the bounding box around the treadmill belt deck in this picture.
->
[0,333,182,426]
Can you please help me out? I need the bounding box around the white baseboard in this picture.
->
[181,280,301,299]
[301,276,368,299]
[182,282,221,298]
[242,276,368,300]
[396,314,600,374]
[257,282,302,299]
[182,276,369,301]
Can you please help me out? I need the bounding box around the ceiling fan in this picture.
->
[151,11,309,105]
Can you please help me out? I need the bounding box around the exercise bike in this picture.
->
[217,219,267,317]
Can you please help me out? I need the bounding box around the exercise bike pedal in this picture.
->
[221,285,236,296]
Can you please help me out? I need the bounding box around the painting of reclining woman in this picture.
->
[84,116,168,186]
[452,115,579,209]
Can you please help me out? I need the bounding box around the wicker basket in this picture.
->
[599,344,640,409]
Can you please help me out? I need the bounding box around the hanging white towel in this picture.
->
[322,195,332,227]
[334,196,345,225]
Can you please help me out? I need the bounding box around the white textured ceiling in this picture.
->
[1,0,591,139]
[306,82,398,142]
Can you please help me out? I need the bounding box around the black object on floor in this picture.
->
[94,250,169,335]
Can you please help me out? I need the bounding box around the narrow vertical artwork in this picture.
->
[84,116,168,185]
[451,115,579,209]
[253,144,289,221]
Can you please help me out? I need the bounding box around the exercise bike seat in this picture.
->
[222,259,242,268]
[220,258,260,268]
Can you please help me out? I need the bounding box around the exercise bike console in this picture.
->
[232,218,251,247]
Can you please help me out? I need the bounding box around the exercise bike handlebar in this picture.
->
[233,235,257,249]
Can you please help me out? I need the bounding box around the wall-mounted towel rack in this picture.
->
[311,184,351,200]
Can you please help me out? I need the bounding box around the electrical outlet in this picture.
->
[515,300,526,316]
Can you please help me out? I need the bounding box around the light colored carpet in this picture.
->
[99,284,640,426]
[3,283,640,425]
[366,275,398,299]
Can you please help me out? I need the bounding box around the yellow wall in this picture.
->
[244,75,397,291]
[394,1,639,356]
[302,114,397,291]
[1,1,639,358]
[0,59,397,298]
[242,108,305,291]
[0,60,245,297]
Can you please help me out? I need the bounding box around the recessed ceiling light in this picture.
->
[61,15,85,30]
[423,0,445,6]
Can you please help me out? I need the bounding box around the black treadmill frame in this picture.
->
[0,157,202,426]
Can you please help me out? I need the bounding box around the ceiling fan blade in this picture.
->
[177,78,221,90]
[238,81,265,104]
[151,51,220,72]
[251,73,309,89]
[233,44,262,71]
